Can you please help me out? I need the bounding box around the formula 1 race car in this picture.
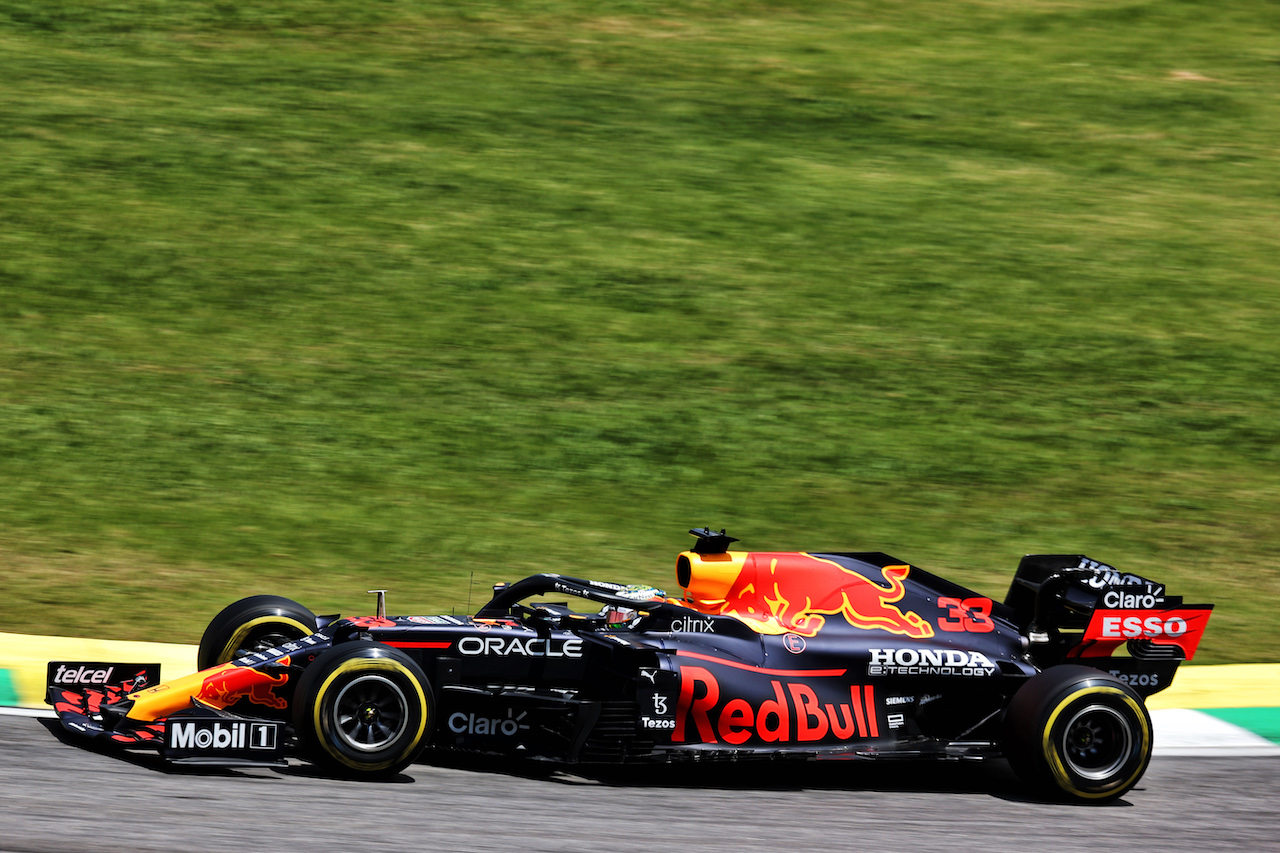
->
[47,528,1213,802]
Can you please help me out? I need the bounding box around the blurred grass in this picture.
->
[1,1,1277,661]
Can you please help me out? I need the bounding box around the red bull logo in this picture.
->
[195,657,292,710]
[673,666,880,745]
[123,657,294,723]
[684,551,934,639]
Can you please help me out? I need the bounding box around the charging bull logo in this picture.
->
[196,658,292,710]
[713,553,934,639]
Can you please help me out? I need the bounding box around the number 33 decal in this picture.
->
[937,597,994,633]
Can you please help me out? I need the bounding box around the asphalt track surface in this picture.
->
[2,715,1276,853]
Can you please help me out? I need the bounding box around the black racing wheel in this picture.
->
[1004,665,1152,803]
[291,642,434,777]
[197,595,318,671]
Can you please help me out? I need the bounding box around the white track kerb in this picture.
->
[3,632,1278,756]
[1150,709,1280,757]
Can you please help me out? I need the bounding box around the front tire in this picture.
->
[1004,665,1152,803]
[197,595,318,671]
[292,643,433,777]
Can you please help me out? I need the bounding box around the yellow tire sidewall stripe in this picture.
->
[218,615,314,665]
[1042,685,1150,799]
[313,657,429,771]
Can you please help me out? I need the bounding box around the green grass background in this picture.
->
[1,1,1277,661]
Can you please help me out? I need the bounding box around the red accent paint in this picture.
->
[851,684,867,736]
[347,616,397,629]
[861,685,878,737]
[937,597,995,633]
[717,699,754,745]
[825,700,857,739]
[756,681,789,743]
[675,649,846,678]
[674,666,720,743]
[1074,606,1213,660]
[788,683,829,741]
[383,641,453,649]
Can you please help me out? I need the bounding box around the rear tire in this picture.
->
[292,643,433,777]
[1004,665,1152,803]
[197,595,318,671]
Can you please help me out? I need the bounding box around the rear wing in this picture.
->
[1004,555,1213,696]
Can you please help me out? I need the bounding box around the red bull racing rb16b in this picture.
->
[47,528,1213,802]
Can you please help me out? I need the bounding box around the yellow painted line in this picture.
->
[1145,664,1280,710]
[0,632,196,708]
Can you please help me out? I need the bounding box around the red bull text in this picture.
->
[673,665,880,746]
